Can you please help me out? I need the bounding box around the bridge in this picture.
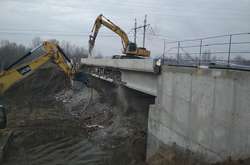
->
[79,33,250,163]
[80,57,250,163]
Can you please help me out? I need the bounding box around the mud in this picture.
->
[1,67,148,165]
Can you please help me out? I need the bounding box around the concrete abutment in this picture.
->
[147,66,250,163]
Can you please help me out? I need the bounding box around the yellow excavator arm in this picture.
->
[0,41,75,94]
[89,14,150,58]
[89,14,129,55]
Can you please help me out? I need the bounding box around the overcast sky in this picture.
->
[0,0,249,57]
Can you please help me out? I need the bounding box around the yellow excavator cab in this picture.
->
[126,46,150,57]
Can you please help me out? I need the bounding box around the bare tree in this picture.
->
[60,40,88,59]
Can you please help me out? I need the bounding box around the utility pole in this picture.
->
[163,39,166,63]
[134,18,137,44]
[143,15,147,48]
[131,15,150,47]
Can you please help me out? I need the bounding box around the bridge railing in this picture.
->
[163,33,250,69]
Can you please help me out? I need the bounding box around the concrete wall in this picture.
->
[147,66,250,162]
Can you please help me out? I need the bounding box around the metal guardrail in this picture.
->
[162,33,250,69]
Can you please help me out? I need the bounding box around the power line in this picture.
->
[0,31,118,38]
[0,29,173,40]
[0,26,177,44]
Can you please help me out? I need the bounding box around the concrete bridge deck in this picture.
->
[80,58,160,96]
[80,58,158,73]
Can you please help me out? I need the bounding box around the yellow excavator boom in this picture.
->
[0,41,75,94]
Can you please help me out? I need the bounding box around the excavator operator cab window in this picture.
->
[0,105,7,129]
[127,43,137,52]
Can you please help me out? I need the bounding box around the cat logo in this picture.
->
[17,65,32,75]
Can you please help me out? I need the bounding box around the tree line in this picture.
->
[0,37,88,71]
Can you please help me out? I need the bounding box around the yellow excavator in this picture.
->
[89,14,150,58]
[0,41,76,129]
